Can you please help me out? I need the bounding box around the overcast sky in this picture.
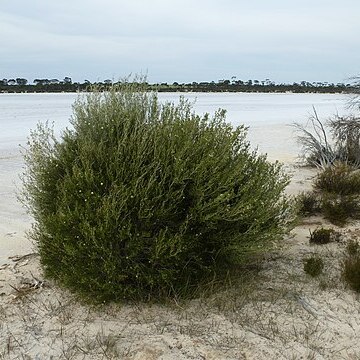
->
[1,0,359,84]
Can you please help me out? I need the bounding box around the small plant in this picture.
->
[296,191,321,216]
[303,256,324,277]
[342,252,360,292]
[314,162,360,195]
[346,239,360,256]
[321,194,360,227]
[309,227,335,245]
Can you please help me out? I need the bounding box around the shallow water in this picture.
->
[0,92,351,264]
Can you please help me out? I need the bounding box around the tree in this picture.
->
[16,78,28,86]
[34,79,50,85]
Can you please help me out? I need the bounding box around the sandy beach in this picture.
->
[1,158,360,359]
[0,149,32,265]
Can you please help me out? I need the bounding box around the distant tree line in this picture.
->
[0,76,358,94]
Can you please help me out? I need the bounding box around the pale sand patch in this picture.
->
[1,163,360,358]
[0,151,32,265]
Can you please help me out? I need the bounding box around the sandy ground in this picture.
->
[0,150,32,265]
[1,162,360,359]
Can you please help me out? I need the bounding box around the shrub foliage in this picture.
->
[21,82,292,302]
[296,191,321,216]
[297,162,360,226]
[342,242,360,292]
[314,162,360,195]
[303,255,324,277]
[309,227,335,245]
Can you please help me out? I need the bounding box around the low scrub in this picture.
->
[297,163,360,226]
[321,194,360,227]
[303,255,324,277]
[342,242,360,292]
[20,81,293,302]
[309,227,337,245]
[314,162,360,195]
[296,191,321,216]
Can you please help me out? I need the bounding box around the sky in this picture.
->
[1,0,360,84]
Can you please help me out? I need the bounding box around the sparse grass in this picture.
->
[95,330,119,359]
[303,256,324,277]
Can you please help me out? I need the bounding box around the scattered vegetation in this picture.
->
[309,227,336,245]
[20,79,293,302]
[303,256,324,277]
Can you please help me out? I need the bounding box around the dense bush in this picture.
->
[21,82,293,302]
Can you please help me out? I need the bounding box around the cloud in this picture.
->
[1,0,360,82]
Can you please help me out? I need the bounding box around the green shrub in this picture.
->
[21,81,293,302]
[303,256,324,277]
[309,227,335,245]
[321,194,360,226]
[314,162,360,195]
[342,252,360,292]
[296,191,321,216]
[346,239,360,256]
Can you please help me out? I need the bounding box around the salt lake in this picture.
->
[0,91,351,160]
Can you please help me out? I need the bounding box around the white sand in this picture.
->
[0,150,32,265]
